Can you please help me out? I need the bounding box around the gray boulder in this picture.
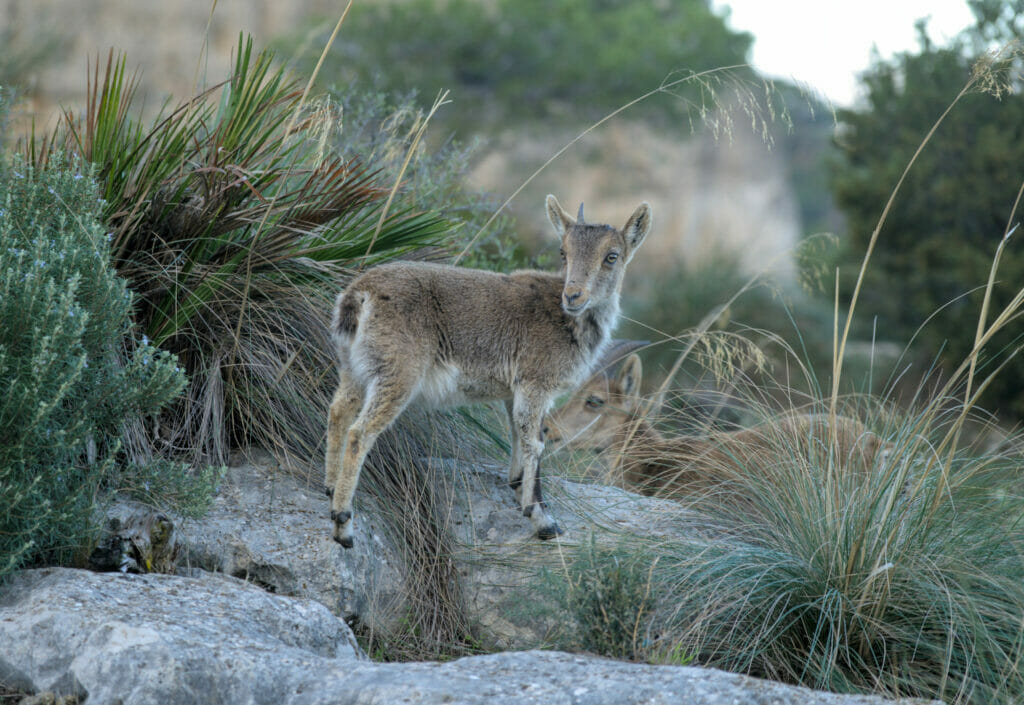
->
[175,452,408,636]
[171,450,698,648]
[308,651,938,705]
[0,568,936,705]
[430,456,699,646]
[0,567,360,705]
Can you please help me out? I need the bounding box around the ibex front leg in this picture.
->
[504,399,524,503]
[512,389,563,540]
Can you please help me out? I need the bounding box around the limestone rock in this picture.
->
[0,568,361,705]
[0,568,936,705]
[175,452,407,636]
[88,511,181,574]
[171,452,701,648]
[307,650,938,705]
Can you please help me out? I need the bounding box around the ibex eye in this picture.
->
[559,249,567,261]
[584,396,606,409]
[604,252,619,264]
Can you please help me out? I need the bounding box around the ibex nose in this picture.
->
[563,286,587,313]
[542,422,560,442]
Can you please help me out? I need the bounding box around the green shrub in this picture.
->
[117,460,225,520]
[0,161,186,578]
[532,538,658,661]
[565,539,657,661]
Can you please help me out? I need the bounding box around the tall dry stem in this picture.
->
[363,89,451,263]
[453,64,752,265]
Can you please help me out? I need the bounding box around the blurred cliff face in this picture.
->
[469,118,801,282]
[1,0,335,127]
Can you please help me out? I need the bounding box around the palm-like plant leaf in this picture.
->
[24,34,451,462]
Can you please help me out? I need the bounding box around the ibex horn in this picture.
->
[577,202,585,224]
[594,339,649,378]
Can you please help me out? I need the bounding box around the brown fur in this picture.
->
[324,196,653,546]
[546,351,886,498]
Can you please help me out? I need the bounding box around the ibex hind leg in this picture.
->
[330,374,416,548]
[324,368,363,498]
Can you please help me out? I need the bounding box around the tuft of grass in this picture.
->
[348,409,502,662]
[547,354,1024,703]
[564,538,659,661]
[646,397,1024,704]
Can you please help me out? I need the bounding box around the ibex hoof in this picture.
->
[536,523,564,541]
[331,510,354,548]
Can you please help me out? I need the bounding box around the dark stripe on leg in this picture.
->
[532,459,546,509]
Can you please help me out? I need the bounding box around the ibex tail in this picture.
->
[331,289,364,344]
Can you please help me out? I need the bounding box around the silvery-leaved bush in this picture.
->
[0,159,186,579]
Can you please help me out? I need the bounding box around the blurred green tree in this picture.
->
[293,0,752,128]
[831,14,1024,414]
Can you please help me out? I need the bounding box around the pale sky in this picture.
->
[711,1,977,107]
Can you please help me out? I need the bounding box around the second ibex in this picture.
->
[324,195,653,547]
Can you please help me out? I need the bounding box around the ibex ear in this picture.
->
[616,354,643,398]
[622,202,652,255]
[546,194,574,238]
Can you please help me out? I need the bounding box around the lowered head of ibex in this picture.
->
[543,340,650,451]
[546,348,889,497]
[324,195,653,547]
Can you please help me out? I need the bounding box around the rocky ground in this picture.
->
[0,454,940,705]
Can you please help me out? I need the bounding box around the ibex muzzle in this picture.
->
[324,195,652,547]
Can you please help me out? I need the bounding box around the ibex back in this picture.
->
[324,196,653,547]
[545,350,887,496]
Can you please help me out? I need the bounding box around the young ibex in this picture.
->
[324,196,653,547]
[545,349,886,496]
